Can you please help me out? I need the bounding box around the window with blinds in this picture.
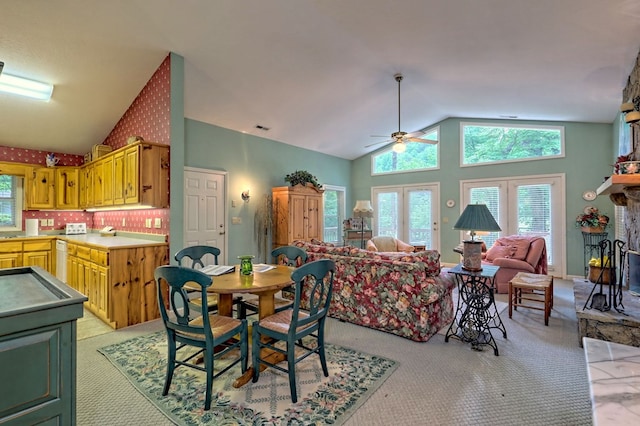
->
[0,175,22,230]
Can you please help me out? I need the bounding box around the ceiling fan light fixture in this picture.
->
[392,142,406,153]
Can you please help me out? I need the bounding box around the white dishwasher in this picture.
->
[56,239,67,283]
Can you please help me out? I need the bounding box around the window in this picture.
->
[0,175,23,231]
[372,127,439,175]
[323,185,345,244]
[461,123,564,166]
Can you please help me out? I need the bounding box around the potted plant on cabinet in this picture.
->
[284,170,322,190]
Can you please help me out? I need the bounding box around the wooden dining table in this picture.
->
[200,264,294,387]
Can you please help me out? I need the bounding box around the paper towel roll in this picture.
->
[25,219,39,237]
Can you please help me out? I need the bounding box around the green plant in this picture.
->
[284,170,321,188]
[576,207,609,229]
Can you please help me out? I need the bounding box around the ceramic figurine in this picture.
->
[45,153,59,167]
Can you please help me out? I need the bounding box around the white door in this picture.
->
[183,168,227,263]
[372,183,441,250]
[461,173,565,276]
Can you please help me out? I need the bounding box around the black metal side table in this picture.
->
[445,263,507,356]
[582,231,608,278]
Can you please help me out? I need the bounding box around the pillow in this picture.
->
[485,245,512,261]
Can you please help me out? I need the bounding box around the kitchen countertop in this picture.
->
[583,337,640,425]
[0,233,167,249]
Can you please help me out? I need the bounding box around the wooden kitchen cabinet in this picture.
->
[78,163,94,209]
[102,154,114,206]
[64,240,168,328]
[93,158,105,206]
[113,150,125,205]
[272,184,324,248]
[0,241,22,269]
[22,240,53,273]
[55,167,79,209]
[122,142,169,207]
[25,167,55,210]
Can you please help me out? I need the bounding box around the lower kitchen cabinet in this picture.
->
[65,241,168,329]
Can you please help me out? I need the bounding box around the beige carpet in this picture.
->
[77,278,592,425]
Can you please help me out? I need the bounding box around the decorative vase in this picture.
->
[581,226,605,233]
[238,255,255,275]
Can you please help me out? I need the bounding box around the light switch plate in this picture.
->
[154,218,161,228]
[47,219,54,226]
[145,218,152,228]
[232,217,241,225]
[40,219,47,226]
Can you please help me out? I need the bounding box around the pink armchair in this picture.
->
[481,236,548,293]
[366,236,415,253]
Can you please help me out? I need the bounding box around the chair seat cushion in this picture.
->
[189,314,244,336]
[258,309,310,334]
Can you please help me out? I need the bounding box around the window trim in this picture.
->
[459,122,565,168]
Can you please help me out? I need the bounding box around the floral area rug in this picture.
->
[98,331,397,425]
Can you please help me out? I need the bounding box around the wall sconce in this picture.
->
[241,190,250,202]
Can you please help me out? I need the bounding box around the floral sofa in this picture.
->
[290,240,455,342]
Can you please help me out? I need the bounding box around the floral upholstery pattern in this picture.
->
[290,240,455,342]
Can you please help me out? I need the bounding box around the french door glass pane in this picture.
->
[469,186,500,248]
[517,184,552,264]
[376,192,398,237]
[323,190,339,243]
[408,190,432,247]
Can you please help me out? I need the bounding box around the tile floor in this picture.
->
[77,309,114,340]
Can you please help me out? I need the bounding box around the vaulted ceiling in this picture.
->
[1,1,639,160]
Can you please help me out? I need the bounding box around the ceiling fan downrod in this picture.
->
[395,73,403,134]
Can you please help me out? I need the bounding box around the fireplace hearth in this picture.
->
[574,278,640,347]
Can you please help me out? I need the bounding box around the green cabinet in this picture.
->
[0,266,87,425]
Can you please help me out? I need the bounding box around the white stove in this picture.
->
[65,223,87,235]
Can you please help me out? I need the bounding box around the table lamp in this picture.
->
[353,200,374,249]
[453,204,501,271]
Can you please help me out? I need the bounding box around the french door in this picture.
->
[461,174,565,276]
[372,183,440,250]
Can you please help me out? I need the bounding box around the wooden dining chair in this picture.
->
[154,265,248,410]
[238,246,307,319]
[174,245,243,315]
[251,258,335,403]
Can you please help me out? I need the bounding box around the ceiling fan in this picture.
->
[366,73,437,153]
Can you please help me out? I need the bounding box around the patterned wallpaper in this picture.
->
[102,54,171,150]
[6,54,172,236]
[0,146,83,166]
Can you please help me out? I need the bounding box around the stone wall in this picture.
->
[622,50,640,253]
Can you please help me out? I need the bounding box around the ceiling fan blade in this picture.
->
[406,137,438,144]
[370,135,390,138]
[365,139,391,148]
[404,130,425,138]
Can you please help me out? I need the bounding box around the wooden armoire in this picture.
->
[272,184,324,248]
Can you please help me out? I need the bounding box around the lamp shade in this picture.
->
[453,204,501,235]
[454,204,500,271]
[353,200,374,218]
[392,142,406,153]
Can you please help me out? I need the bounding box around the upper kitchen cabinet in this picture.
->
[55,167,79,209]
[122,142,169,208]
[25,167,55,210]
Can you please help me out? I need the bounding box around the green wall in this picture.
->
[182,119,351,261]
[352,118,614,275]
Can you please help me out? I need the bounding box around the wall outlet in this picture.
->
[145,218,152,228]
[40,219,47,227]
[47,219,54,227]
[154,218,161,228]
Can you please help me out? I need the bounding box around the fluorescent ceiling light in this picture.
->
[0,73,54,101]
